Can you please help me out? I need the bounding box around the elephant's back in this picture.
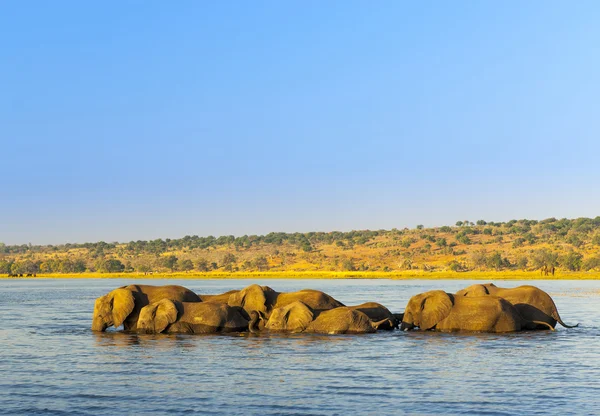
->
[310,308,374,334]
[183,302,249,330]
[200,290,239,303]
[138,285,201,303]
[276,290,344,311]
[445,296,518,332]
[349,302,394,321]
[497,286,550,308]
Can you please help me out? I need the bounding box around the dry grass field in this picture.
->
[2,217,600,279]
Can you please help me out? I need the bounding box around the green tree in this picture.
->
[253,255,269,271]
[416,224,424,230]
[11,262,25,275]
[161,255,178,272]
[566,233,583,248]
[476,220,487,226]
[58,259,75,273]
[531,249,558,269]
[456,221,463,227]
[196,258,210,272]
[221,253,237,271]
[559,251,583,271]
[341,258,355,271]
[435,238,447,248]
[470,250,487,270]
[39,261,53,273]
[73,259,87,273]
[512,237,525,248]
[516,255,529,270]
[95,259,125,273]
[582,256,600,271]
[486,252,504,270]
[0,260,12,274]
[178,259,194,272]
[456,234,471,245]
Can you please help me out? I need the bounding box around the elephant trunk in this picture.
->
[531,320,555,331]
[400,321,414,331]
[371,318,395,331]
[92,318,108,332]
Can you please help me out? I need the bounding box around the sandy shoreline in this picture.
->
[2,271,599,280]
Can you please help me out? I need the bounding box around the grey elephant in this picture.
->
[199,289,240,303]
[348,302,400,330]
[228,284,344,319]
[400,290,553,333]
[250,301,394,334]
[92,284,201,332]
[137,299,249,334]
[455,283,577,329]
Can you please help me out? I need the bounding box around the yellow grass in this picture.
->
[3,270,600,280]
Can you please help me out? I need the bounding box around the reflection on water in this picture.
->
[1,278,599,415]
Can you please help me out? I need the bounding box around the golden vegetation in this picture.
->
[2,217,600,279]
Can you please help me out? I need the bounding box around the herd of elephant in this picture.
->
[91,283,577,335]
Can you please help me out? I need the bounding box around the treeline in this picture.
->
[0,253,271,275]
[0,230,384,256]
[1,216,600,274]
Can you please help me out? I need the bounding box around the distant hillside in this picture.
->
[2,217,600,275]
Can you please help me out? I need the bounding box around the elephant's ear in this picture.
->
[228,284,268,315]
[284,301,314,332]
[111,288,135,328]
[419,291,453,330]
[153,299,179,333]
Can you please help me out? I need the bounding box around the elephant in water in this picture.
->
[250,301,393,334]
[227,284,344,320]
[347,302,400,330]
[92,284,201,332]
[199,289,240,303]
[400,290,554,333]
[137,300,249,334]
[455,283,577,329]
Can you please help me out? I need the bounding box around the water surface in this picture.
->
[1,279,598,415]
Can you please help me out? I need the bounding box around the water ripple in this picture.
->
[1,279,600,415]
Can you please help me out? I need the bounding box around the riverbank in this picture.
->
[2,270,600,280]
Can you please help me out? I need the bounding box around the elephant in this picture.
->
[250,301,392,334]
[455,283,577,328]
[540,265,556,276]
[199,289,240,303]
[347,302,400,330]
[400,290,554,333]
[227,284,344,320]
[137,299,249,334]
[92,284,201,332]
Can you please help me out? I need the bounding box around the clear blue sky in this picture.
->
[1,1,599,245]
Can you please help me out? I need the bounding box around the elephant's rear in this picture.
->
[309,308,375,334]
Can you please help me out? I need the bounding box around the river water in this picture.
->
[1,279,598,415]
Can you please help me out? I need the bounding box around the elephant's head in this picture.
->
[228,284,277,317]
[456,283,497,297]
[92,288,136,332]
[400,290,453,331]
[264,301,314,333]
[137,299,179,334]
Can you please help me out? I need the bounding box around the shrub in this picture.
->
[559,251,583,271]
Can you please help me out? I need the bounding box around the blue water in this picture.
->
[1,279,599,415]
